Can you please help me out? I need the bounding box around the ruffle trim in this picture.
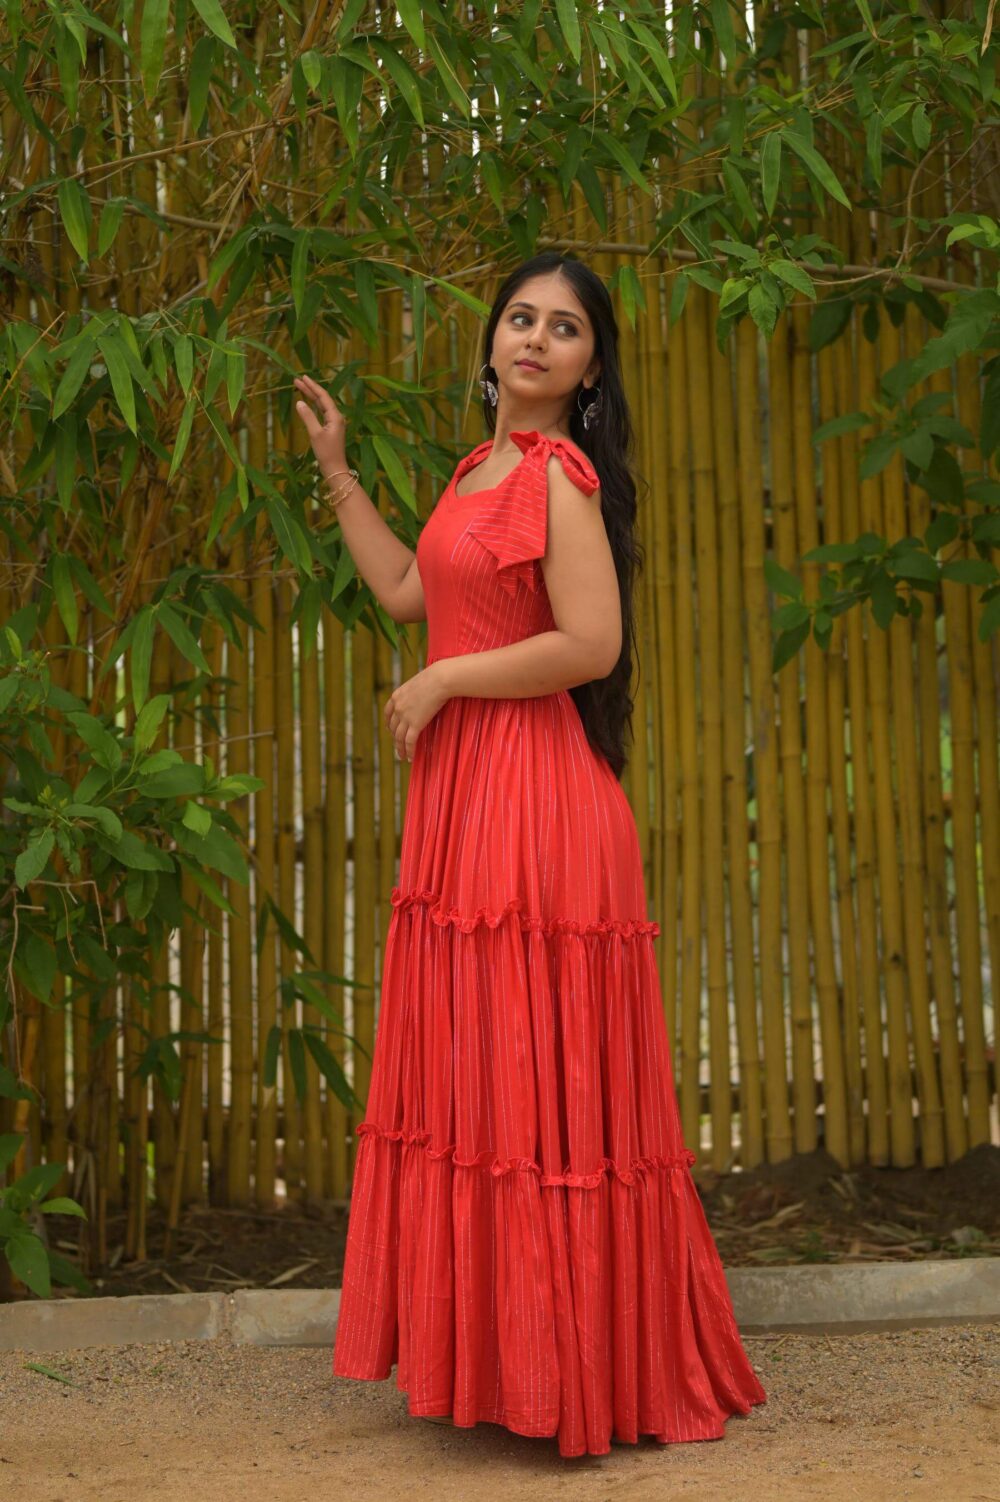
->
[355,1122,696,1188]
[390,886,660,939]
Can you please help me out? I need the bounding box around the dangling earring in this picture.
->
[578,381,603,430]
[479,362,499,407]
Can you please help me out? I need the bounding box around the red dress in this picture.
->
[332,428,767,1456]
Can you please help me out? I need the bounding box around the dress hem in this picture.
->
[391,885,661,939]
[354,1121,697,1187]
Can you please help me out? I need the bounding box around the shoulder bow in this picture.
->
[466,429,600,598]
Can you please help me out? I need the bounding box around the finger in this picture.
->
[294,399,319,436]
[300,376,338,420]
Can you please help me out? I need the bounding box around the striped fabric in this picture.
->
[332,429,767,1456]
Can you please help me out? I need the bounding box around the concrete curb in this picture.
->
[1,1259,998,1353]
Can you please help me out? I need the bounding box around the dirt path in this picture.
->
[2,1322,998,1501]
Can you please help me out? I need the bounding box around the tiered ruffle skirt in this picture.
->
[332,885,767,1457]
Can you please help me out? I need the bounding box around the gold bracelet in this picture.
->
[319,467,359,510]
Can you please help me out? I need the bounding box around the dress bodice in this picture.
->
[415,428,600,665]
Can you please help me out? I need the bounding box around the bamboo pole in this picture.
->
[687,288,730,1167]
[227,519,256,1205]
[878,165,945,1164]
[768,308,818,1151]
[670,301,702,1144]
[790,290,850,1166]
[851,223,915,1167]
[712,292,766,1169]
[737,318,792,1162]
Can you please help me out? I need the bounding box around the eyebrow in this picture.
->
[508,300,583,323]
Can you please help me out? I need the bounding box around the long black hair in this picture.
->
[479,251,646,781]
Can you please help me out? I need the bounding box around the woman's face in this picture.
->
[491,273,601,414]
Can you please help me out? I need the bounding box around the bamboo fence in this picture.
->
[2,28,997,1258]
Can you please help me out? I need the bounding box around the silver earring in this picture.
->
[479,362,499,407]
[578,382,603,430]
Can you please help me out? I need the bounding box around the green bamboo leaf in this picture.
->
[262,1025,282,1087]
[51,554,78,645]
[782,129,851,210]
[371,436,419,515]
[95,333,137,435]
[369,37,424,127]
[167,392,196,482]
[287,1028,307,1102]
[56,180,91,264]
[225,347,245,418]
[300,49,322,91]
[303,1030,357,1109]
[130,607,155,713]
[424,31,470,117]
[291,231,310,318]
[54,418,77,512]
[554,0,582,61]
[190,0,237,49]
[394,0,427,50]
[139,0,170,101]
[423,273,491,319]
[760,131,782,218]
[601,134,652,196]
[52,338,95,419]
[157,601,211,673]
[97,196,125,257]
[708,0,738,65]
[173,334,194,395]
[626,20,678,103]
[265,496,314,573]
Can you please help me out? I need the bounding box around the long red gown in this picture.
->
[332,427,767,1456]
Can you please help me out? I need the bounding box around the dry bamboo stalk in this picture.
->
[711,287,765,1169]
[121,641,148,1261]
[814,164,867,1162]
[790,290,851,1166]
[836,315,891,1165]
[736,319,791,1161]
[614,178,650,845]
[171,635,206,1205]
[768,306,818,1151]
[252,509,279,1206]
[636,192,672,980]
[671,301,702,1144]
[39,605,69,1194]
[687,288,730,1168]
[300,541,326,1203]
[349,608,378,1116]
[851,225,914,1166]
[375,291,403,1120]
[275,575,301,1197]
[944,146,992,1143]
[877,166,946,1164]
[322,596,350,1194]
[227,519,255,1205]
[204,615,226,1195]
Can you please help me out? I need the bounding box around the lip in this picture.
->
[516,359,546,371]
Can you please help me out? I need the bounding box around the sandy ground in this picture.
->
[1,1322,998,1501]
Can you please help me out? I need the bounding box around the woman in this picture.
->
[294,251,767,1457]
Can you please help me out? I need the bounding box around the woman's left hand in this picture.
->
[383,663,449,761]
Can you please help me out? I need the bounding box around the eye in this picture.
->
[509,312,577,335]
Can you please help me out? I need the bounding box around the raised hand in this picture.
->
[293,374,349,480]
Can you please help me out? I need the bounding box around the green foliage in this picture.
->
[0,0,997,1269]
